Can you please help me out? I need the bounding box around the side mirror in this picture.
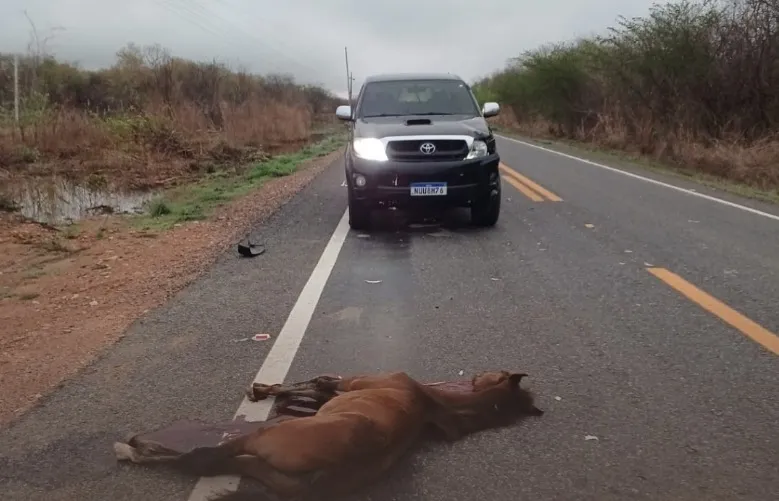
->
[336,105,353,121]
[482,102,500,118]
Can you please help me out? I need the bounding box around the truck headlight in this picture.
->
[465,140,488,159]
[353,138,388,162]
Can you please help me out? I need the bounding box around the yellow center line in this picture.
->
[501,175,544,202]
[648,267,779,356]
[499,162,563,202]
[498,164,546,201]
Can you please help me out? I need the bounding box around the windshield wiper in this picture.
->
[410,112,459,116]
[362,113,406,118]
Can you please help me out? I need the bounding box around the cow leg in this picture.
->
[219,456,312,499]
[246,375,341,402]
[114,441,182,464]
[247,386,337,404]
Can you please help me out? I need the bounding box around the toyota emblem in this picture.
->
[419,142,436,155]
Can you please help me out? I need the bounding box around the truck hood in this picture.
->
[353,114,493,140]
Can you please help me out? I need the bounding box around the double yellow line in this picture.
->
[499,162,562,202]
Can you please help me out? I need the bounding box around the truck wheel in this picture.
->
[348,191,371,230]
[471,192,500,227]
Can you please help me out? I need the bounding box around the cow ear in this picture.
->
[508,373,528,387]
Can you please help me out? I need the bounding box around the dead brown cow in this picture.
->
[115,370,544,500]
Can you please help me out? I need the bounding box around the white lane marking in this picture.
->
[187,208,351,501]
[496,134,779,222]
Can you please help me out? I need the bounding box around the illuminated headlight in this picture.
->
[465,140,489,159]
[353,138,388,161]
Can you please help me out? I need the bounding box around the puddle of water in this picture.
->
[1,176,158,224]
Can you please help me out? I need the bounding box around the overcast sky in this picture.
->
[0,0,659,96]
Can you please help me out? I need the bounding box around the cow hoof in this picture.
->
[114,442,139,462]
[248,383,279,401]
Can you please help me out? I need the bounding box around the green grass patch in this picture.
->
[133,133,345,230]
[24,267,47,279]
[147,199,172,217]
[62,224,82,240]
[495,127,779,206]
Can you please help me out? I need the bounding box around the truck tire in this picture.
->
[470,192,500,227]
[348,190,371,230]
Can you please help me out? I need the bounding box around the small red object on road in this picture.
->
[252,334,271,342]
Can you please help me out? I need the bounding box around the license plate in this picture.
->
[410,182,447,196]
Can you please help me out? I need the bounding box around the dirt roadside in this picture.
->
[0,147,344,427]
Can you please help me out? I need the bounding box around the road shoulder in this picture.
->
[0,145,344,427]
[495,130,779,215]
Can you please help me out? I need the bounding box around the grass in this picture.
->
[37,237,74,253]
[494,126,779,206]
[147,200,172,217]
[24,267,47,280]
[62,225,82,240]
[133,132,345,230]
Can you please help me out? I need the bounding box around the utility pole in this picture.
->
[344,46,353,105]
[13,53,20,125]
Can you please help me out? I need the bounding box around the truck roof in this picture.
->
[362,72,465,84]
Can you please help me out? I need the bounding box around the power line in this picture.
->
[153,0,288,74]
[194,0,323,77]
[160,0,322,78]
[153,0,226,39]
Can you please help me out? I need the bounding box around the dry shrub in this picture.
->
[487,106,521,130]
[674,135,779,188]
[22,109,115,158]
[474,0,779,189]
[0,43,344,185]
[221,100,312,146]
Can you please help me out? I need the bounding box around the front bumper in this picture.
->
[346,153,501,208]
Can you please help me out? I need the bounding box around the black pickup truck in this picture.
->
[335,73,502,230]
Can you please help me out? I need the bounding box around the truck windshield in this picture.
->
[357,79,481,118]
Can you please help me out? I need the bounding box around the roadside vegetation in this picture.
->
[135,133,345,230]
[0,42,350,425]
[473,0,779,193]
[0,42,344,193]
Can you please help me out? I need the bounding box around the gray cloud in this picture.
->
[0,0,658,95]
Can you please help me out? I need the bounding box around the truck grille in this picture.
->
[377,166,483,188]
[386,139,469,162]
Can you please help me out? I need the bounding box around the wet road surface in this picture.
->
[2,136,778,501]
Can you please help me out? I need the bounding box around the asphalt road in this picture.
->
[2,136,779,501]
